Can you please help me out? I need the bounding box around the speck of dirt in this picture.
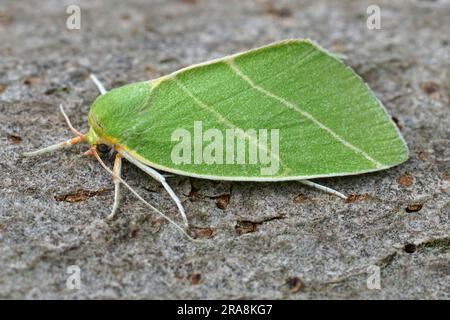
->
[293,193,308,203]
[120,13,130,21]
[420,81,439,95]
[54,188,109,203]
[215,194,230,209]
[1,47,12,56]
[179,0,197,4]
[144,65,160,77]
[159,57,179,64]
[190,227,214,239]
[443,172,450,181]
[235,221,258,236]
[44,87,70,95]
[345,193,370,203]
[23,76,43,86]
[151,218,165,229]
[418,151,428,161]
[361,68,379,83]
[397,173,414,186]
[7,133,22,144]
[0,11,15,26]
[266,6,292,18]
[405,203,423,213]
[330,40,346,53]
[260,0,292,18]
[420,81,441,101]
[187,273,201,285]
[404,243,416,253]
[286,277,303,293]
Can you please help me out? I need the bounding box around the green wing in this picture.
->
[95,39,409,181]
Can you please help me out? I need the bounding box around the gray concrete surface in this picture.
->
[0,0,449,299]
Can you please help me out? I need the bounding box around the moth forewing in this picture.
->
[23,39,409,239]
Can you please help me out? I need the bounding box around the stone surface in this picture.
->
[0,0,449,299]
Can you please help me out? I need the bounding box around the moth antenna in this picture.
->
[92,147,199,242]
[89,74,107,95]
[22,103,86,157]
[59,104,84,137]
[299,180,348,200]
[22,136,84,157]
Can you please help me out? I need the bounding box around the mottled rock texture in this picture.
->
[0,0,449,299]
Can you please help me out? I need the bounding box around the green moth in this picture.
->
[23,39,409,237]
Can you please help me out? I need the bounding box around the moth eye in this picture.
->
[97,144,111,153]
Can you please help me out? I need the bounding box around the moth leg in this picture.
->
[89,74,107,95]
[299,180,348,200]
[92,147,196,241]
[107,152,122,220]
[118,149,189,228]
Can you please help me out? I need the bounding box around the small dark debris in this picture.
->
[266,6,292,18]
[443,172,450,181]
[151,218,165,229]
[54,188,109,203]
[293,193,308,203]
[144,65,160,76]
[129,228,139,238]
[187,273,201,285]
[420,81,440,95]
[179,0,197,4]
[1,47,12,56]
[405,203,423,213]
[110,80,127,88]
[215,194,230,209]
[120,13,130,21]
[7,133,22,144]
[190,226,214,239]
[264,1,292,18]
[44,86,70,95]
[286,277,303,293]
[0,11,15,26]
[235,215,285,235]
[345,193,370,203]
[397,173,414,187]
[235,221,258,236]
[418,151,428,161]
[360,68,379,83]
[23,76,43,86]
[159,57,179,64]
[404,243,416,253]
[330,40,346,53]
[420,81,441,101]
